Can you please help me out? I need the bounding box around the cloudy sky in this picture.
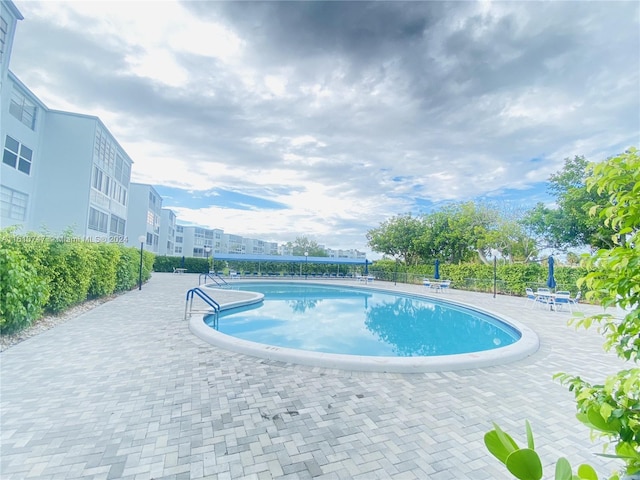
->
[9,1,639,255]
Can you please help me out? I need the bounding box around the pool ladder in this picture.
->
[198,273,229,287]
[185,287,220,321]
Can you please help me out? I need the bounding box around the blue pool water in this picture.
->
[204,283,520,357]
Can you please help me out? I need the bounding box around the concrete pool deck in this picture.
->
[0,273,626,479]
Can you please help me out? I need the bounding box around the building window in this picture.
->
[110,215,126,236]
[93,127,116,172]
[91,165,114,197]
[3,136,33,175]
[175,236,183,243]
[1,185,28,221]
[175,246,182,254]
[9,87,37,130]
[0,16,7,63]
[92,166,103,190]
[88,207,109,233]
[113,154,130,187]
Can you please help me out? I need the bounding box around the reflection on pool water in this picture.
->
[204,283,520,357]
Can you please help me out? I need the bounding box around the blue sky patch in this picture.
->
[155,186,289,211]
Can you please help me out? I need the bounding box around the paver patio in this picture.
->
[0,273,626,479]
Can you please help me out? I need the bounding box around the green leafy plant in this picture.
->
[485,421,600,480]
[555,369,640,477]
[484,147,640,479]
[0,232,50,334]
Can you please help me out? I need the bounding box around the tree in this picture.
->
[523,155,615,251]
[284,236,327,257]
[557,147,640,478]
[366,214,424,265]
[483,219,538,263]
[414,202,498,265]
[369,202,537,266]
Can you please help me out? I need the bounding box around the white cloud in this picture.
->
[10,0,639,256]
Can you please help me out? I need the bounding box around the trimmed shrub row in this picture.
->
[371,259,587,296]
[0,229,154,335]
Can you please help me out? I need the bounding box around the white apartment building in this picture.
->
[1,72,44,229]
[158,208,176,255]
[243,237,278,255]
[2,75,133,238]
[0,0,21,92]
[174,225,215,258]
[326,248,367,260]
[1,1,134,238]
[127,183,161,252]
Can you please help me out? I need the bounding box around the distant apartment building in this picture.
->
[127,183,161,252]
[243,237,278,255]
[223,233,244,254]
[326,248,367,259]
[158,208,176,255]
[174,225,185,255]
[172,225,281,258]
[174,225,214,258]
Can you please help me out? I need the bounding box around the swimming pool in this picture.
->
[189,281,539,373]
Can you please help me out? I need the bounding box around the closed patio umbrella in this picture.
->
[364,259,369,275]
[434,259,440,280]
[546,256,556,289]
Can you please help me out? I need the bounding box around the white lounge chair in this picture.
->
[553,291,572,312]
[525,288,537,306]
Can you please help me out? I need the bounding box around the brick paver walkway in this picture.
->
[1,273,625,479]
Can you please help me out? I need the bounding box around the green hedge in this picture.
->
[153,256,364,276]
[371,259,588,296]
[0,237,50,334]
[154,255,209,273]
[0,229,154,334]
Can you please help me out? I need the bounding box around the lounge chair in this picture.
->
[525,288,537,306]
[440,280,451,292]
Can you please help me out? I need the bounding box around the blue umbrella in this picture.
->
[364,259,369,275]
[434,259,440,280]
[546,256,556,289]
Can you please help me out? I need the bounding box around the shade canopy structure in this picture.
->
[434,259,440,280]
[546,256,557,289]
[209,253,368,266]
